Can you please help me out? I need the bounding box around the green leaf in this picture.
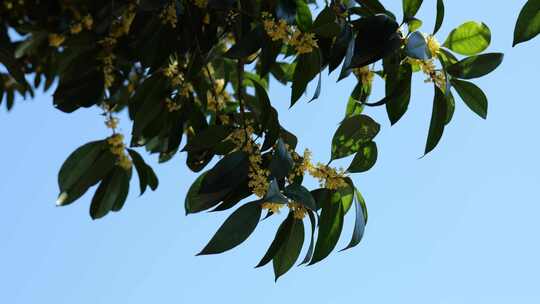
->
[447,53,504,79]
[425,85,448,155]
[445,91,456,125]
[443,21,491,56]
[513,0,540,46]
[284,184,317,210]
[269,138,294,180]
[311,6,340,38]
[299,210,316,265]
[309,191,344,265]
[291,49,321,106]
[263,179,289,205]
[127,149,159,195]
[403,0,424,19]
[347,141,378,173]
[111,168,133,212]
[273,217,304,280]
[182,125,232,152]
[349,15,402,68]
[58,141,106,194]
[198,202,262,255]
[295,0,313,32]
[450,78,488,119]
[331,115,381,160]
[341,188,367,251]
[385,61,413,125]
[344,82,368,119]
[406,31,431,60]
[185,172,223,214]
[433,0,445,34]
[407,18,423,33]
[225,26,264,59]
[90,167,131,220]
[256,213,294,268]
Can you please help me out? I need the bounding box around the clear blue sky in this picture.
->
[1,1,539,303]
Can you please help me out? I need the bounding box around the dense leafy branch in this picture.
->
[0,0,524,280]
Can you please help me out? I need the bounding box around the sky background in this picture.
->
[1,1,540,303]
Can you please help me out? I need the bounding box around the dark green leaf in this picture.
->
[385,61,413,125]
[450,78,488,119]
[347,141,378,173]
[341,188,367,251]
[331,115,381,160]
[198,202,262,255]
[269,138,294,180]
[403,0,424,19]
[433,0,445,34]
[299,210,316,265]
[513,0,540,46]
[447,53,504,79]
[284,183,317,210]
[256,213,295,267]
[273,217,304,280]
[182,125,232,152]
[291,49,321,106]
[225,26,264,59]
[425,85,448,155]
[90,167,130,220]
[309,191,344,265]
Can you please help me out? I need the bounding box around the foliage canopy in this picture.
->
[1,0,538,280]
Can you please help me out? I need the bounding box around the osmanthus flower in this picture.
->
[289,30,318,55]
[160,1,178,28]
[353,66,375,87]
[48,34,65,47]
[309,163,348,190]
[288,202,307,220]
[261,202,283,214]
[193,0,208,9]
[107,134,132,170]
[426,35,441,56]
[262,13,290,42]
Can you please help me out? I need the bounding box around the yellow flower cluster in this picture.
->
[309,163,348,190]
[289,31,318,55]
[70,14,93,34]
[105,116,119,129]
[261,202,283,214]
[248,152,270,198]
[165,98,181,112]
[4,1,13,9]
[408,58,446,89]
[288,202,307,219]
[107,134,132,170]
[99,2,138,89]
[288,149,312,181]
[163,59,193,97]
[353,66,374,86]
[228,126,270,197]
[261,12,318,55]
[160,1,177,28]
[193,0,208,9]
[426,35,441,56]
[206,79,230,112]
[48,34,65,47]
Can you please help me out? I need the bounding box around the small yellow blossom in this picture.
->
[48,34,65,47]
[82,15,94,30]
[105,116,119,129]
[353,66,374,86]
[309,163,348,190]
[203,13,210,24]
[165,98,182,112]
[161,2,178,27]
[288,149,312,181]
[289,30,318,54]
[426,35,441,56]
[262,202,283,214]
[4,1,13,9]
[288,202,307,219]
[193,0,208,9]
[70,23,83,34]
[263,18,290,42]
[107,134,132,170]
